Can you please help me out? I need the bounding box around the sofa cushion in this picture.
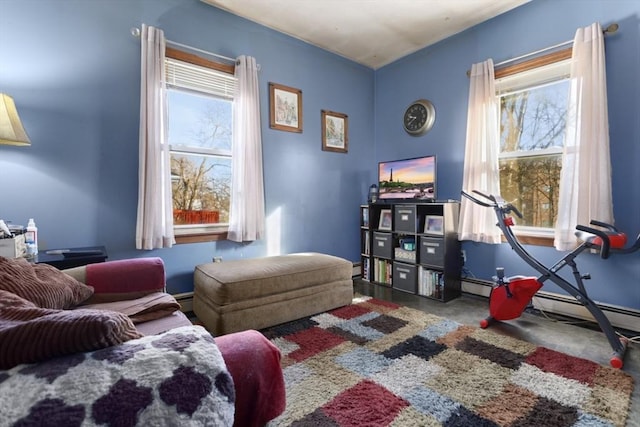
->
[0,256,94,309]
[0,290,142,369]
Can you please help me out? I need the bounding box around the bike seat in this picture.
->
[575,230,628,249]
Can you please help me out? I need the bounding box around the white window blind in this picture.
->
[165,57,236,99]
[495,58,571,96]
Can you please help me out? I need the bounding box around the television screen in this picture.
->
[378,155,436,201]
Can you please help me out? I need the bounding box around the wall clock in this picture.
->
[403,99,436,136]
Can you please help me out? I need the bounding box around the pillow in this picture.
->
[0,256,94,309]
[0,290,143,370]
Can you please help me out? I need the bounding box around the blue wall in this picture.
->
[374,0,640,309]
[0,0,375,294]
[1,0,638,309]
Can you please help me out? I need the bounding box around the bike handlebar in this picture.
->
[576,224,611,259]
[461,190,493,207]
[579,220,640,257]
[589,219,620,234]
[461,190,523,219]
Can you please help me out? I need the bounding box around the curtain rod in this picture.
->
[467,22,619,76]
[130,27,236,64]
[495,23,618,68]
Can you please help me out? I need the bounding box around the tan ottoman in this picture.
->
[193,252,354,335]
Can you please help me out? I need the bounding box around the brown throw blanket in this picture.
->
[80,292,182,324]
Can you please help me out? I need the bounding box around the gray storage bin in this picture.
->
[393,262,417,293]
[419,237,444,267]
[393,205,417,232]
[372,232,393,259]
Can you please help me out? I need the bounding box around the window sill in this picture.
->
[498,226,555,247]
[505,234,554,247]
[174,231,228,244]
[173,223,229,244]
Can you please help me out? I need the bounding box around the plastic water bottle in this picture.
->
[25,218,38,256]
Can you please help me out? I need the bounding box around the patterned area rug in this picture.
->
[261,296,634,427]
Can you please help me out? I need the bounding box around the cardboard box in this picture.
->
[0,234,26,258]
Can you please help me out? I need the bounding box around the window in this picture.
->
[165,49,236,241]
[495,51,571,237]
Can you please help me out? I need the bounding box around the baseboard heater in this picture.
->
[352,262,362,279]
[462,278,640,333]
[173,291,194,313]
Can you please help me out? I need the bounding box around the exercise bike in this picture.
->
[461,190,640,369]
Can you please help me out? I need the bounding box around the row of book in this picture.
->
[373,258,392,284]
[418,267,444,299]
[362,258,370,280]
[362,231,370,255]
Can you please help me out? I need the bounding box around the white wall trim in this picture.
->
[462,278,640,333]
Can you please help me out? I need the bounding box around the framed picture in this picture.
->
[378,209,392,231]
[424,215,444,235]
[269,82,302,133]
[321,110,348,153]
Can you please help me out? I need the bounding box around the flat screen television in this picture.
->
[378,155,436,202]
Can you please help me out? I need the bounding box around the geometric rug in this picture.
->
[261,296,634,427]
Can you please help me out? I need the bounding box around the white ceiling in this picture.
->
[201,0,531,69]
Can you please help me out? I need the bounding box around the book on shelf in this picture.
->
[375,258,392,284]
[418,267,444,299]
[362,208,369,227]
[363,232,370,254]
[362,258,370,281]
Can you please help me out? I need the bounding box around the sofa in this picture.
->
[0,256,285,427]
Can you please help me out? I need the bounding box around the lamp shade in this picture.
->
[0,94,31,146]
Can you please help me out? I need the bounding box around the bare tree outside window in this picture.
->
[168,89,232,226]
[498,77,569,229]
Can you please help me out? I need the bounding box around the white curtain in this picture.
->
[135,24,175,250]
[458,59,502,244]
[228,55,265,242]
[554,23,613,250]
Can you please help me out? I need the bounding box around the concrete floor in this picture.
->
[353,280,640,427]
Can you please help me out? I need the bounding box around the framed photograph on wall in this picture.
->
[269,82,302,133]
[424,215,444,235]
[378,209,392,231]
[321,110,348,153]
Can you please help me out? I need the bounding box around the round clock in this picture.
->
[403,99,436,136]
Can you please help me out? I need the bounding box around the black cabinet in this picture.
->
[360,202,461,302]
[35,246,108,270]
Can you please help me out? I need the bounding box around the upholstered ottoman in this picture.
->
[193,252,354,335]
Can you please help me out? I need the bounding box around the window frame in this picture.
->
[494,48,572,247]
[165,48,235,244]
